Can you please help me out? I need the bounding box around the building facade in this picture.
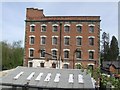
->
[24,8,101,69]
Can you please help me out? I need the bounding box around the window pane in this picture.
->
[76,51,81,59]
[89,51,94,59]
[41,37,46,45]
[53,26,58,32]
[52,50,57,59]
[89,26,94,33]
[30,37,34,44]
[30,49,34,57]
[52,37,57,45]
[64,37,70,45]
[40,62,44,67]
[77,38,82,45]
[29,62,33,67]
[64,26,70,32]
[31,26,35,32]
[77,26,82,33]
[42,26,46,32]
[41,50,45,57]
[64,51,69,58]
[89,38,94,45]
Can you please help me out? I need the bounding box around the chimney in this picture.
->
[26,8,45,20]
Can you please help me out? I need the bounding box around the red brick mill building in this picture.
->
[24,8,101,69]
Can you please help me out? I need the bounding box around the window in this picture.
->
[30,37,35,45]
[41,24,47,32]
[89,26,94,33]
[29,62,33,67]
[29,49,34,57]
[52,62,56,68]
[64,36,70,45]
[41,36,46,45]
[40,49,45,58]
[76,37,82,46]
[40,62,44,67]
[41,26,46,32]
[89,51,94,59]
[53,26,58,32]
[64,24,70,32]
[89,38,94,45]
[76,51,81,59]
[30,24,35,32]
[52,50,57,59]
[52,36,58,45]
[64,50,69,59]
[77,26,82,33]
[63,64,69,69]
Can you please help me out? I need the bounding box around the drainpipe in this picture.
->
[59,23,62,69]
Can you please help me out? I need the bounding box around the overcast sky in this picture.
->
[1,2,119,47]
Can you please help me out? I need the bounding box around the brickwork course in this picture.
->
[24,8,101,69]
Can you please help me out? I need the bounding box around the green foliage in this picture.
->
[109,36,119,60]
[76,64,82,69]
[101,32,119,61]
[1,41,24,70]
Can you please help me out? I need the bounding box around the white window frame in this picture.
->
[76,50,82,59]
[52,24,58,32]
[88,36,95,46]
[88,50,95,60]
[28,48,35,58]
[88,24,95,26]
[29,35,35,45]
[76,36,83,46]
[51,48,58,59]
[63,49,70,59]
[52,36,58,45]
[64,36,70,46]
[88,24,95,33]
[30,24,36,32]
[40,35,47,45]
[64,24,70,32]
[40,49,46,58]
[41,24,47,32]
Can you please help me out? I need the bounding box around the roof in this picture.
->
[1,66,95,89]
[102,61,120,69]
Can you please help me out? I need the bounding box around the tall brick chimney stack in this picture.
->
[26,8,44,20]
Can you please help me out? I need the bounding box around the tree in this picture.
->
[101,32,110,61]
[1,41,24,70]
[109,36,119,60]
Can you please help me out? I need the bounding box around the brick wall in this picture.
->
[24,8,101,69]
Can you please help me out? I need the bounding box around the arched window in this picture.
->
[64,36,70,45]
[40,62,44,67]
[52,24,58,32]
[51,49,57,59]
[29,62,33,67]
[76,24,83,33]
[52,36,58,45]
[52,62,56,68]
[64,50,69,59]
[29,35,35,45]
[40,36,47,45]
[40,49,45,58]
[29,48,34,57]
[30,24,35,32]
[76,36,82,46]
[64,24,70,32]
[89,51,94,59]
[41,24,47,32]
[88,24,95,33]
[63,64,69,69]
